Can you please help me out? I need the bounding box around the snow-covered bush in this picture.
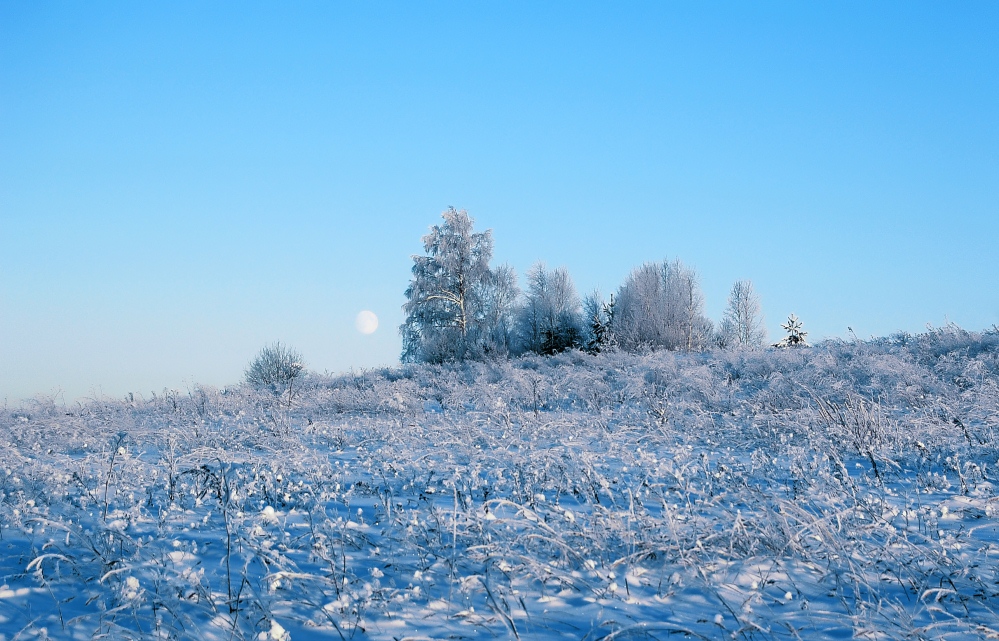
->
[245,342,304,397]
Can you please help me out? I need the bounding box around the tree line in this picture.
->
[400,208,775,364]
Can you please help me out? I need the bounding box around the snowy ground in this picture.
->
[2,326,998,640]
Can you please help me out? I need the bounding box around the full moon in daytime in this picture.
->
[355,310,379,335]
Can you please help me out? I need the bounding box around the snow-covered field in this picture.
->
[2,326,998,640]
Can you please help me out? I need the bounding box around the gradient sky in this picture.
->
[2,2,997,403]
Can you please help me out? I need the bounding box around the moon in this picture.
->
[355,310,379,335]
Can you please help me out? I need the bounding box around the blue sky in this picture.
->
[2,2,997,402]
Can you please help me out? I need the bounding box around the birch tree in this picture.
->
[477,263,520,357]
[614,259,712,352]
[719,280,767,348]
[401,208,507,363]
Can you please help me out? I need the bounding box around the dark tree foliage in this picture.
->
[583,291,615,354]
[516,263,583,356]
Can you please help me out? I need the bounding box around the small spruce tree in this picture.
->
[583,291,615,354]
[773,314,809,348]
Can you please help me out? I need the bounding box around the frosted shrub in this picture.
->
[245,342,305,397]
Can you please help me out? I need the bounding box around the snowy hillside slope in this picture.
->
[1,325,998,640]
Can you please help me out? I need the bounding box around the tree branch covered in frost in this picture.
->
[719,279,768,348]
[515,262,584,356]
[613,259,713,352]
[245,342,305,401]
[401,209,764,363]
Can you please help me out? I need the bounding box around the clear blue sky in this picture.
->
[2,2,997,402]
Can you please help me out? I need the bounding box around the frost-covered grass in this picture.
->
[2,326,999,640]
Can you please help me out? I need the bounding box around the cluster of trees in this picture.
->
[401,208,777,364]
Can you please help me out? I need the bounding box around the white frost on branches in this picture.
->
[774,313,809,348]
[719,280,767,348]
[401,208,518,362]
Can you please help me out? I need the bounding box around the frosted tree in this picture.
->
[718,280,767,348]
[582,290,614,354]
[773,313,809,348]
[401,208,510,362]
[516,262,583,355]
[477,263,520,357]
[614,259,712,351]
[668,260,712,351]
[613,262,666,349]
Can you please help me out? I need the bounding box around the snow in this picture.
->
[0,325,998,639]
